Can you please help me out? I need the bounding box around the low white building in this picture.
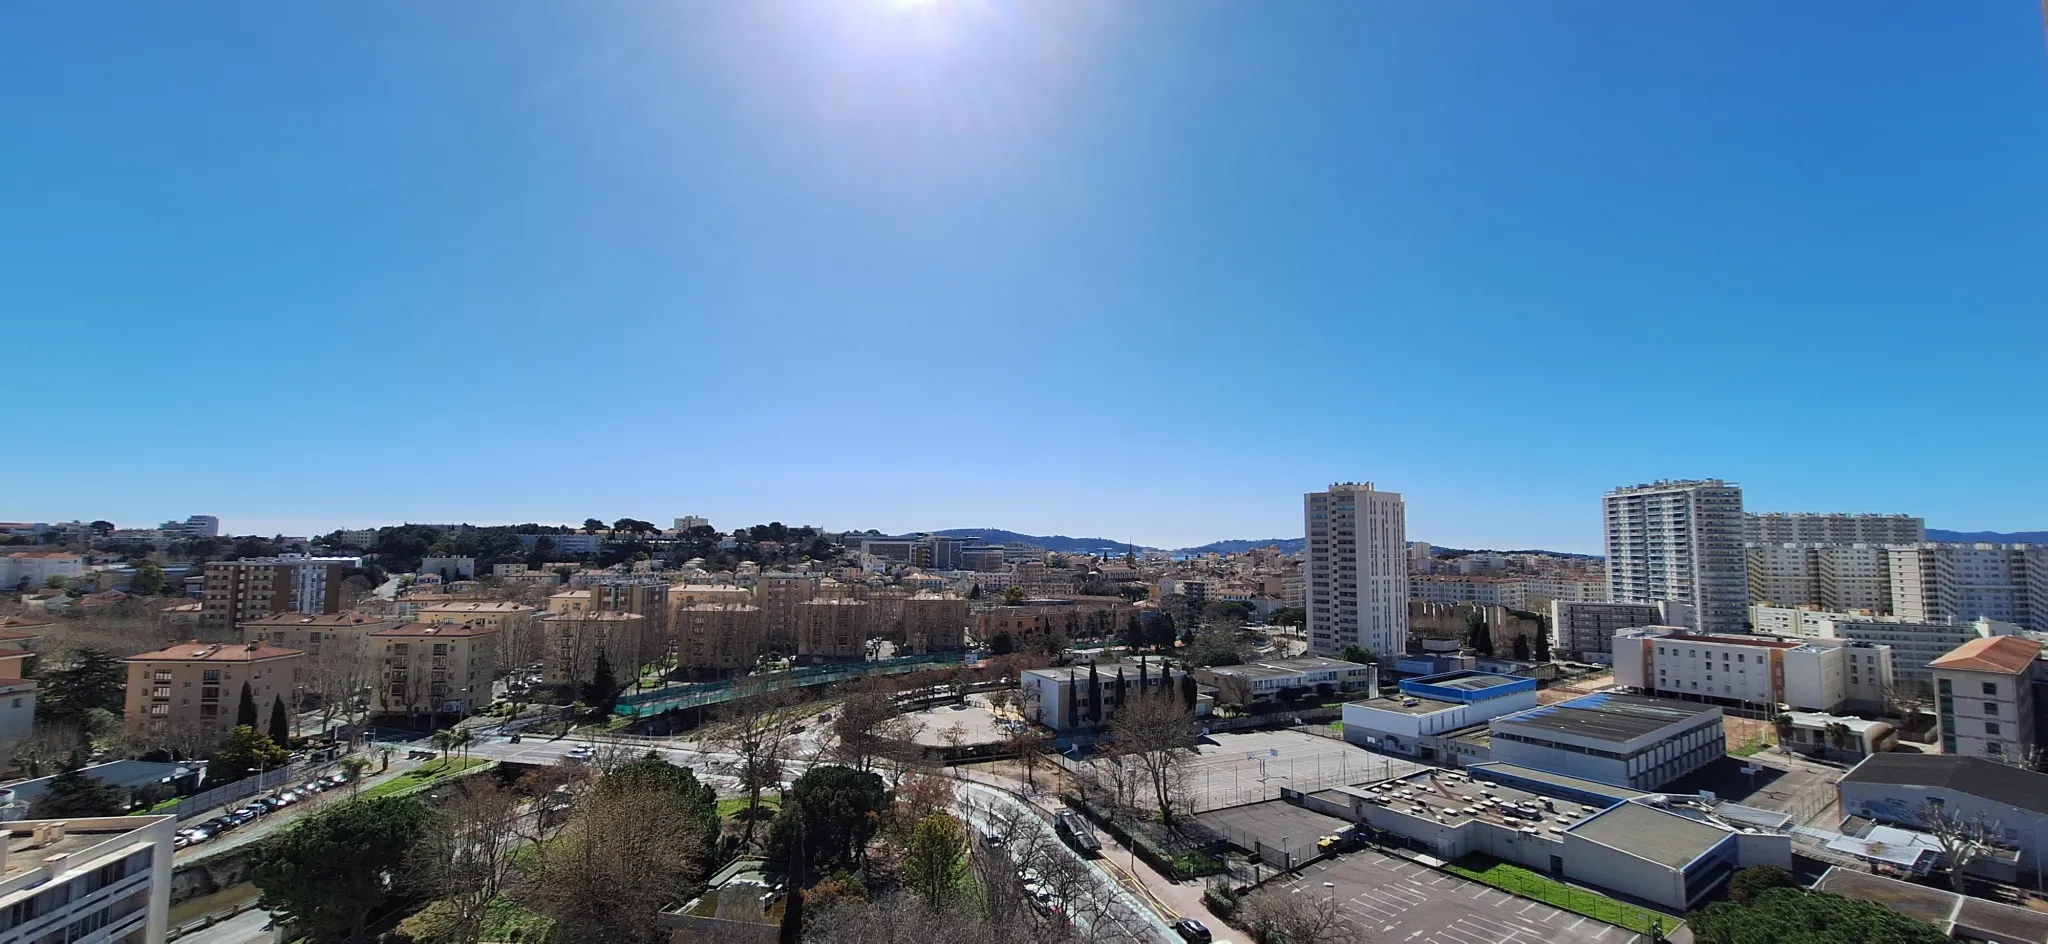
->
[1342,672,1537,762]
[1777,711,1896,760]
[0,553,86,590]
[1610,626,1894,713]
[1839,753,2048,877]
[1020,658,1196,732]
[1929,635,2042,762]
[1191,656,1375,706]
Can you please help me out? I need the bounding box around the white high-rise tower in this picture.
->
[1305,482,1408,658]
[1604,479,1747,635]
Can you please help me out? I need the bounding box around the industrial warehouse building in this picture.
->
[1488,693,1725,791]
[1298,763,1789,911]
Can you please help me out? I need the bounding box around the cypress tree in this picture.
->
[236,682,258,728]
[268,695,291,747]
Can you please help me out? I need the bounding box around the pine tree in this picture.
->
[31,754,124,818]
[268,695,291,747]
[236,682,259,728]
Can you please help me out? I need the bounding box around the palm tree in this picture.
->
[338,757,372,797]
[454,728,474,763]
[430,730,456,766]
[1825,722,1855,757]
[1770,713,1794,750]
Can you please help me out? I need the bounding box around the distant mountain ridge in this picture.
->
[1928,529,2048,544]
[928,529,1152,555]
[928,529,1593,559]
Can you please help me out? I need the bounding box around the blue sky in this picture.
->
[4,2,2045,552]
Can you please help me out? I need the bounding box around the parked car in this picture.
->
[1172,919,1212,943]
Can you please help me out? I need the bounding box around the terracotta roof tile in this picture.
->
[1930,636,2043,675]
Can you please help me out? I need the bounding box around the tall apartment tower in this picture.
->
[1304,483,1408,658]
[1603,480,1747,635]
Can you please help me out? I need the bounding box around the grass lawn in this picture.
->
[356,757,495,802]
[1443,854,1677,936]
[1729,733,1774,757]
[718,796,781,818]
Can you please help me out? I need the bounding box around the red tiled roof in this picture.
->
[371,621,500,638]
[125,640,304,663]
[1930,636,2043,675]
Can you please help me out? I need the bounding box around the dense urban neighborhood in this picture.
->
[0,487,2044,944]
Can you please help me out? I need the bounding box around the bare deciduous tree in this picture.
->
[518,783,711,944]
[406,780,526,944]
[1106,690,1199,827]
[1918,800,1998,891]
[1237,885,1364,944]
[703,688,805,848]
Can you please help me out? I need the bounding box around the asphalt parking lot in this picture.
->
[1190,799,1351,869]
[1282,851,1640,944]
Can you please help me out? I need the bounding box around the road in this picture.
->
[172,908,274,944]
[458,732,1170,940]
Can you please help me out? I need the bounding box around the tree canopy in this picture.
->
[1687,887,1949,944]
[31,755,124,818]
[213,724,290,780]
[36,649,125,726]
[253,797,433,944]
[598,754,722,871]
[768,765,889,874]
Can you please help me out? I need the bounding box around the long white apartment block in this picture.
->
[1749,604,2024,692]
[1611,625,1893,713]
[1744,513,1925,546]
[1305,482,1408,659]
[1746,543,1895,613]
[1604,480,1748,635]
[1889,543,2048,632]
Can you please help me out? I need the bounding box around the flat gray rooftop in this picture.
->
[1496,693,1716,743]
[1429,674,1522,692]
[1353,695,1465,716]
[1567,800,1728,870]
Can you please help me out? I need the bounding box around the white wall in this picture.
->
[1561,831,1687,910]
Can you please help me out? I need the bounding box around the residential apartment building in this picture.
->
[1890,544,2048,632]
[198,556,357,633]
[1750,604,2023,693]
[0,552,86,590]
[754,572,820,654]
[1611,626,1893,713]
[1305,482,1409,658]
[0,815,177,944]
[0,648,37,755]
[369,621,502,717]
[899,591,969,654]
[161,514,221,538]
[121,641,303,740]
[1748,544,1896,613]
[1410,575,1606,609]
[1550,601,1682,664]
[1603,480,1747,635]
[240,612,401,662]
[539,612,646,690]
[1744,513,1925,546]
[666,583,752,615]
[794,599,871,663]
[417,557,476,581]
[1930,636,2043,762]
[1020,659,1191,731]
[673,604,762,675]
[972,598,1129,648]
